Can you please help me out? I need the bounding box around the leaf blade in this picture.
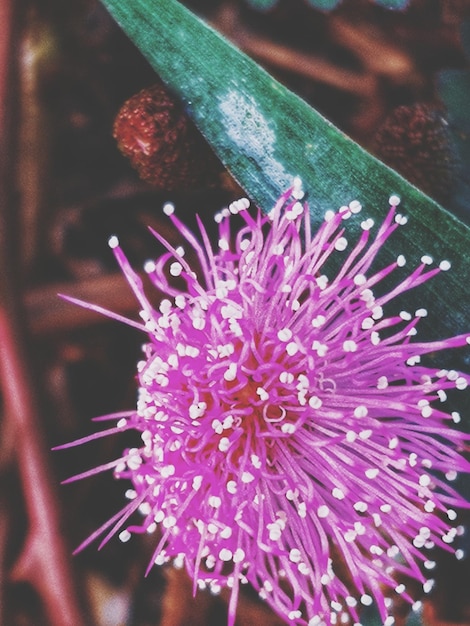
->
[100,0,469,341]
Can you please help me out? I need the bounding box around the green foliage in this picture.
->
[373,0,409,8]
[100,0,469,349]
[304,0,342,9]
[438,20,470,221]
[245,0,409,11]
[245,0,279,10]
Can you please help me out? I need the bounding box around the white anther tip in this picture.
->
[108,235,119,249]
[163,202,175,216]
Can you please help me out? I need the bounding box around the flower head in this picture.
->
[61,183,470,626]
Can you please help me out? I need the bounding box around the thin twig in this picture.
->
[212,4,377,96]
[239,32,377,96]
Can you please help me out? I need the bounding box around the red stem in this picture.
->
[0,308,87,626]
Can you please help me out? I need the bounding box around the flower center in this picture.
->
[185,335,313,470]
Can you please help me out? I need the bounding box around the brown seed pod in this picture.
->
[373,103,457,206]
[113,83,222,190]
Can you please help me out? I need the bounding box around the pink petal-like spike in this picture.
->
[52,423,132,449]
[61,456,129,484]
[58,294,147,332]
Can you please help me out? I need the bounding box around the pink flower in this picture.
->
[59,182,469,626]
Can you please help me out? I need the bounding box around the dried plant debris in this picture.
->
[113,83,223,190]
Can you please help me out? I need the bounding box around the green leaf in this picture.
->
[100,0,469,346]
[438,21,470,223]
[373,0,410,9]
[245,0,407,10]
[438,68,470,222]
[304,0,343,9]
[245,0,279,11]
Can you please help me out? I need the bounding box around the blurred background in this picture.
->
[1,1,469,624]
